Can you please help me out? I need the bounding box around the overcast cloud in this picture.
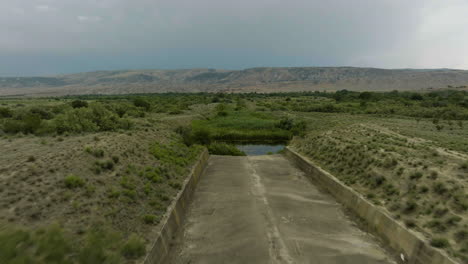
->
[1,0,467,76]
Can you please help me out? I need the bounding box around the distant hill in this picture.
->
[1,67,468,96]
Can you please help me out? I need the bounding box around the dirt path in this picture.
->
[166,155,396,264]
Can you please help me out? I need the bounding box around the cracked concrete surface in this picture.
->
[166,155,396,264]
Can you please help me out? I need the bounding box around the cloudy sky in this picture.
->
[1,0,468,76]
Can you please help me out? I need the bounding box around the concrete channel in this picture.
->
[165,155,396,264]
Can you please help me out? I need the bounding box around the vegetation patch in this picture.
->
[207,142,246,156]
[64,175,86,189]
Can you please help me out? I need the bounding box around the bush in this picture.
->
[460,162,468,170]
[133,98,151,111]
[426,220,447,232]
[446,216,462,226]
[175,125,194,146]
[121,234,146,259]
[86,148,104,158]
[54,104,131,134]
[276,117,307,136]
[433,182,448,195]
[410,171,423,180]
[0,225,129,263]
[92,160,114,173]
[403,200,417,213]
[430,238,450,248]
[30,107,54,120]
[142,214,159,224]
[71,100,88,108]
[455,230,467,242]
[276,118,294,130]
[291,120,307,136]
[22,113,42,134]
[77,228,122,263]
[404,219,417,228]
[169,181,182,190]
[0,107,12,118]
[0,225,73,263]
[64,175,85,189]
[3,113,42,134]
[208,142,246,156]
[192,127,211,145]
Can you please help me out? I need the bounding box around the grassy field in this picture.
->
[0,90,466,263]
[0,95,210,263]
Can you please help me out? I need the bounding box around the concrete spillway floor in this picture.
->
[166,155,396,264]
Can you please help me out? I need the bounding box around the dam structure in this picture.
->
[165,154,395,264]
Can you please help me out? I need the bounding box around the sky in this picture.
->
[1,0,468,76]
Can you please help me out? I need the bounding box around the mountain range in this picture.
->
[1,67,468,96]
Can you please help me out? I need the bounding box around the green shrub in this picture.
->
[0,224,128,264]
[276,118,307,136]
[446,216,462,226]
[0,107,12,118]
[86,148,104,158]
[101,160,114,170]
[64,175,85,189]
[0,225,72,263]
[460,162,468,170]
[71,100,88,108]
[426,220,447,232]
[430,238,450,248]
[383,157,398,168]
[30,106,54,120]
[403,200,418,213]
[433,182,448,195]
[215,103,228,116]
[142,214,159,224]
[3,113,42,134]
[175,125,194,146]
[410,171,423,180]
[192,127,211,145]
[169,108,183,115]
[23,114,42,134]
[107,188,120,199]
[53,104,131,134]
[0,228,34,262]
[133,98,151,111]
[92,160,114,173]
[276,118,294,130]
[35,226,72,263]
[169,181,182,190]
[120,176,136,190]
[433,207,448,217]
[77,228,122,264]
[455,230,467,242]
[208,142,246,156]
[121,234,146,259]
[404,219,417,228]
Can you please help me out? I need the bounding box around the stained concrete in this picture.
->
[166,155,396,264]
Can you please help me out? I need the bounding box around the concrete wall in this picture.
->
[284,147,459,264]
[141,149,210,264]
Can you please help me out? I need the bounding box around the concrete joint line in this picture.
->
[247,157,294,264]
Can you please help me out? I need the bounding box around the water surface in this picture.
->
[236,144,285,156]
